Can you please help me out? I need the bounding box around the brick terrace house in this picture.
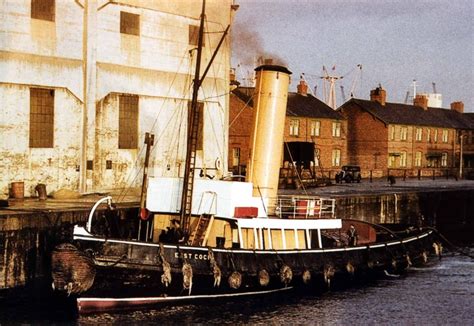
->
[229,80,347,179]
[338,87,474,178]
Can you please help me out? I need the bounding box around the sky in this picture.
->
[231,0,473,111]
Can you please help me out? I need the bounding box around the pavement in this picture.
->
[281,177,474,197]
[1,178,474,216]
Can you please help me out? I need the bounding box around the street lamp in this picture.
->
[459,133,465,179]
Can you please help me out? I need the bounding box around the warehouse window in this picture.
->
[400,126,408,141]
[31,0,55,22]
[310,120,320,137]
[189,25,205,46]
[30,88,54,148]
[441,153,448,167]
[332,121,341,137]
[289,119,299,136]
[415,128,422,141]
[442,129,448,143]
[433,129,438,143]
[331,149,341,167]
[414,151,422,167]
[427,129,431,142]
[120,11,140,36]
[389,125,396,140]
[400,151,407,167]
[119,95,139,149]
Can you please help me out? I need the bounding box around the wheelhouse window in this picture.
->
[30,88,54,148]
[119,95,139,149]
[331,149,341,167]
[310,120,320,137]
[289,119,299,136]
[120,11,140,36]
[31,0,55,21]
[332,121,341,137]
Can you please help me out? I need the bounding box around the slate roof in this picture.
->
[340,98,474,130]
[232,87,344,120]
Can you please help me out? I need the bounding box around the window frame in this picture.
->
[332,121,341,138]
[31,0,55,22]
[120,11,140,36]
[331,149,341,167]
[118,94,139,149]
[400,126,408,141]
[289,119,300,136]
[29,88,54,148]
[310,120,320,137]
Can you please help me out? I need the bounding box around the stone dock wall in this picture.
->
[0,189,473,295]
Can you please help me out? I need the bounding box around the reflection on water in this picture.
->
[1,250,472,325]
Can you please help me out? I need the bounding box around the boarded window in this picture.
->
[189,25,205,46]
[120,11,140,36]
[30,88,54,148]
[119,95,139,149]
[31,0,55,21]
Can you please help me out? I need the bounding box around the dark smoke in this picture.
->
[232,21,287,68]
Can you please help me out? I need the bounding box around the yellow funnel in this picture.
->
[246,65,292,204]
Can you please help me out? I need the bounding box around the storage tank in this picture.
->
[246,65,292,205]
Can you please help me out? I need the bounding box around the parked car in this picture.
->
[335,165,362,183]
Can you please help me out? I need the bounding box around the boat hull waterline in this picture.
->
[52,228,438,313]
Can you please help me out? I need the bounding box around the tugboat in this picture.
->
[51,1,440,314]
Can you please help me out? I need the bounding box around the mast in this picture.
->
[179,0,206,234]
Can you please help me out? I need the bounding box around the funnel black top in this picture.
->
[255,65,292,75]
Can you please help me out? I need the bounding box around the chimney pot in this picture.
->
[370,86,386,106]
[297,79,308,96]
[450,101,464,113]
[414,94,428,110]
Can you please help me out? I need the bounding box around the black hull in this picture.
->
[53,228,439,313]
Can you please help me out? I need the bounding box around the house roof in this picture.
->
[340,98,474,130]
[232,87,344,120]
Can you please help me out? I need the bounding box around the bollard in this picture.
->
[35,183,47,200]
[10,181,24,199]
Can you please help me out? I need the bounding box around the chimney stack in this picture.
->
[450,101,464,113]
[414,94,428,110]
[370,86,386,106]
[297,79,308,96]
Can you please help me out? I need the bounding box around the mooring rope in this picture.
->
[425,227,474,259]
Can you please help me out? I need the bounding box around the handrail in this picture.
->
[270,196,336,219]
[86,196,113,233]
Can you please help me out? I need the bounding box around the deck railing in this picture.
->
[270,196,336,219]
